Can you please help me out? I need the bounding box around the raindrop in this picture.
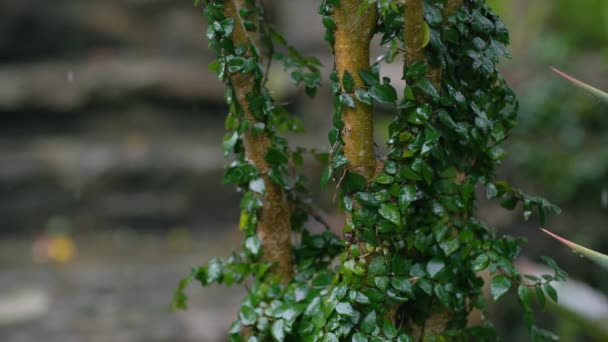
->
[601,187,608,208]
[67,70,74,83]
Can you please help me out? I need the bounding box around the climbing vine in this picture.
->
[174,0,566,341]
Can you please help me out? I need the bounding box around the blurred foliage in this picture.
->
[488,0,608,204]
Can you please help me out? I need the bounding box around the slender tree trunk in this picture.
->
[332,0,378,181]
[224,0,293,283]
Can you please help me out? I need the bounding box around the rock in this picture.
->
[0,288,50,326]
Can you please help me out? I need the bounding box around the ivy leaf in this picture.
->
[379,203,401,227]
[265,148,289,166]
[417,77,439,98]
[359,69,379,86]
[355,89,372,105]
[361,310,377,334]
[324,333,339,342]
[343,70,356,92]
[340,93,356,108]
[369,84,398,104]
[373,172,394,184]
[239,304,258,325]
[490,275,511,301]
[245,236,262,257]
[426,259,444,278]
[369,256,388,276]
[439,239,459,257]
[356,192,381,207]
[535,284,546,309]
[352,333,368,342]
[397,334,414,342]
[472,254,490,272]
[390,277,414,296]
[335,302,356,317]
[249,178,266,194]
[544,284,558,303]
[398,185,417,210]
[434,284,450,308]
[342,172,367,193]
[383,319,398,339]
[517,285,531,309]
[271,319,286,341]
[222,132,238,155]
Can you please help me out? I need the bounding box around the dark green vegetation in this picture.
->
[174,0,567,340]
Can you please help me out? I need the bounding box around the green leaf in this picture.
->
[398,185,417,210]
[356,192,381,207]
[517,285,531,308]
[322,16,336,30]
[369,256,388,276]
[383,319,398,339]
[239,305,258,325]
[321,166,332,187]
[355,89,372,105]
[342,172,367,193]
[490,275,511,301]
[335,302,356,317]
[373,172,394,184]
[369,84,398,104]
[361,310,377,334]
[271,319,286,341]
[379,203,401,227]
[359,69,379,86]
[374,276,389,291]
[170,272,194,311]
[343,70,355,92]
[541,228,608,270]
[551,67,608,104]
[391,277,414,295]
[535,284,546,309]
[426,259,444,278]
[265,148,289,166]
[434,284,450,308]
[397,334,414,342]
[544,283,558,303]
[249,178,265,194]
[421,161,434,184]
[352,333,368,342]
[245,236,262,257]
[420,22,430,49]
[472,254,490,272]
[417,77,439,98]
[340,93,356,108]
[323,333,339,342]
[439,239,459,257]
[500,196,518,210]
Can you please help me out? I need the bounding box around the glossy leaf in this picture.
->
[490,275,511,301]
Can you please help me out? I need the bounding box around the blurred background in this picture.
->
[0,0,606,341]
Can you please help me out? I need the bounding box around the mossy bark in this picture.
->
[224,0,293,283]
[332,0,378,181]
